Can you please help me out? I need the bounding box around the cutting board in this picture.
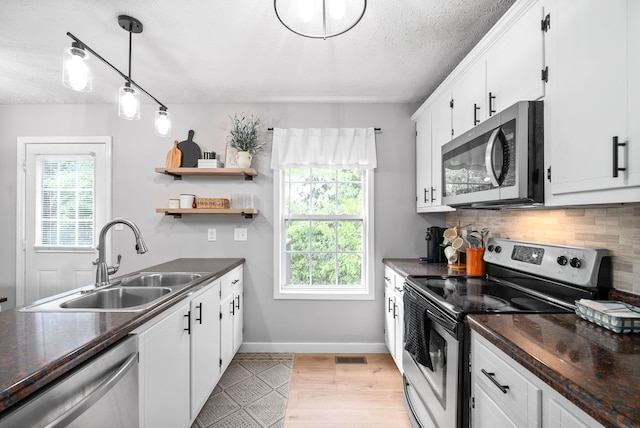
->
[165,140,182,169]
[178,130,201,167]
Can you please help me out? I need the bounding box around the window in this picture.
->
[272,127,377,300]
[35,155,95,249]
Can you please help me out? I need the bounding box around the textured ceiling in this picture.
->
[0,0,515,105]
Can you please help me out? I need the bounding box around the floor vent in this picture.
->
[335,356,367,364]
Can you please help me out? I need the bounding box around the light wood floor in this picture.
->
[284,353,413,428]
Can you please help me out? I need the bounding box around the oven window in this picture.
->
[415,327,448,408]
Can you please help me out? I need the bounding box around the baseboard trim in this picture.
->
[239,342,388,354]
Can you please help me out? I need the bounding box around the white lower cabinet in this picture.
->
[471,331,603,428]
[383,265,404,373]
[220,265,243,373]
[134,265,243,428]
[190,280,222,419]
[136,299,191,428]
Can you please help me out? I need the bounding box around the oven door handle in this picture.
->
[484,127,507,187]
[425,309,457,336]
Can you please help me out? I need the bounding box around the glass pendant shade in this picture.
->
[62,46,92,92]
[155,109,171,137]
[118,85,140,120]
[274,0,366,39]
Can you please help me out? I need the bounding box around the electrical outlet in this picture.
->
[234,228,247,241]
[207,228,217,242]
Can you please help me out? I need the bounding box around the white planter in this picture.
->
[235,151,252,168]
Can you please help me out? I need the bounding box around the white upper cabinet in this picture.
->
[414,90,455,212]
[485,0,546,114]
[451,59,486,139]
[545,0,640,205]
[415,111,433,211]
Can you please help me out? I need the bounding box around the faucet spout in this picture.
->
[95,219,148,288]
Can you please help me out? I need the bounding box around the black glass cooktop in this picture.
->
[405,275,571,319]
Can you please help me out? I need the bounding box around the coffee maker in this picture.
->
[419,226,445,263]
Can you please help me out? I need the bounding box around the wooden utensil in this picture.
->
[166,140,182,168]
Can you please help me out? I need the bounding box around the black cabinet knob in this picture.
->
[569,257,582,268]
[557,256,568,266]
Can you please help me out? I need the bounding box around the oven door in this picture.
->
[403,287,460,428]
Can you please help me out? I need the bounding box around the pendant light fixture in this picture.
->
[274,0,367,40]
[63,15,171,136]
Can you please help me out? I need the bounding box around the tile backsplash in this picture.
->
[446,204,640,294]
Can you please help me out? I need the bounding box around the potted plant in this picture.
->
[227,113,264,168]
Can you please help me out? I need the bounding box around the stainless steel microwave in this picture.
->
[441,100,544,208]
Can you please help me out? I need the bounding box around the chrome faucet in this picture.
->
[94,219,148,288]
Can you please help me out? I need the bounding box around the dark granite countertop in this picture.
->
[468,313,640,428]
[0,258,244,414]
[383,258,468,278]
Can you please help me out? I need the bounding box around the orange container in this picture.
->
[466,248,486,276]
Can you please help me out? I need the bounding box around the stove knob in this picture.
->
[494,245,502,254]
[557,255,568,266]
[487,245,495,252]
[569,257,582,268]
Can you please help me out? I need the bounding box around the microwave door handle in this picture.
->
[484,128,502,187]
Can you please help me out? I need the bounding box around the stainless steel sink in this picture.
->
[20,271,213,313]
[59,287,171,310]
[119,272,202,288]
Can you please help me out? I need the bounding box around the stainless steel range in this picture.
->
[402,238,611,428]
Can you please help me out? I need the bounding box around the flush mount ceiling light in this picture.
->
[274,0,367,40]
[62,15,171,137]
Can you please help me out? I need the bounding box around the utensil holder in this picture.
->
[466,248,486,276]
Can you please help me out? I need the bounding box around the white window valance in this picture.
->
[270,128,377,170]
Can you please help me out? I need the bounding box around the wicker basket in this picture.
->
[196,197,229,209]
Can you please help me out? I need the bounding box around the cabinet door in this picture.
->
[486,0,545,113]
[473,383,520,428]
[547,0,629,195]
[416,112,433,211]
[232,284,243,355]
[628,0,640,186]
[220,293,234,373]
[451,59,486,138]
[191,281,221,418]
[393,290,404,373]
[383,277,395,359]
[431,92,454,206]
[138,300,190,428]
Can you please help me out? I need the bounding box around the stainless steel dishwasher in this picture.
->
[0,335,139,428]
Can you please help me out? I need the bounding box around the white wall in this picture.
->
[0,102,444,351]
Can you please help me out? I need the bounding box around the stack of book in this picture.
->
[197,159,223,168]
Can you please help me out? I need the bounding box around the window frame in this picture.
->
[273,167,375,300]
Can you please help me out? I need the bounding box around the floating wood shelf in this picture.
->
[155,167,258,180]
[156,208,259,219]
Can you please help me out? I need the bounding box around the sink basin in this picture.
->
[20,271,213,313]
[59,287,171,310]
[119,272,202,288]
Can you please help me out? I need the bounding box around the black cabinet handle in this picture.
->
[474,103,480,125]
[388,297,393,313]
[423,187,428,203]
[235,295,240,310]
[195,303,203,324]
[230,300,235,316]
[430,187,436,202]
[612,136,627,177]
[481,369,509,394]
[184,311,191,334]
[392,303,398,319]
[489,92,496,116]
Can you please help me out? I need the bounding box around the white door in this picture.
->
[17,137,111,305]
